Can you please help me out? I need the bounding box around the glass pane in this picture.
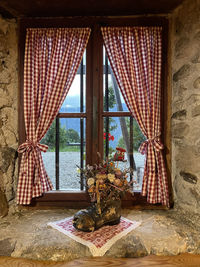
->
[41,120,56,188]
[103,47,129,112]
[60,51,86,113]
[41,118,86,191]
[42,151,56,188]
[59,118,86,190]
[103,116,146,192]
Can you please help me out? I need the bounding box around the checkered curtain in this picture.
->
[17,28,91,205]
[101,27,169,207]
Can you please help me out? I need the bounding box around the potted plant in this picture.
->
[73,149,133,232]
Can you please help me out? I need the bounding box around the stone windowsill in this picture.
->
[0,208,199,262]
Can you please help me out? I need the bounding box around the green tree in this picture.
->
[104,86,116,110]
[41,119,68,149]
[117,118,146,151]
[104,85,117,133]
[66,128,80,143]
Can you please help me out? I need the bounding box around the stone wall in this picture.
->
[1,1,200,221]
[171,0,200,215]
[0,15,18,216]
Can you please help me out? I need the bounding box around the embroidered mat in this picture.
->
[48,217,141,256]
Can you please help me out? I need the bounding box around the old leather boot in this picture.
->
[73,198,121,232]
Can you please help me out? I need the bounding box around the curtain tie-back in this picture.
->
[18,140,48,185]
[139,134,163,155]
[18,140,48,154]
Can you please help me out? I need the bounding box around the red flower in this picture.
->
[110,135,114,141]
[104,133,114,141]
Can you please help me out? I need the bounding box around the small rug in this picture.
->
[48,217,141,256]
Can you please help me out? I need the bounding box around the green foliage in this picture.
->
[66,128,80,143]
[42,120,80,150]
[117,118,146,151]
[42,120,57,149]
[103,86,116,110]
[104,85,117,133]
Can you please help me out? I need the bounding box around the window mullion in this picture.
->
[89,25,103,164]
[105,54,109,158]
[55,116,60,190]
[80,59,84,190]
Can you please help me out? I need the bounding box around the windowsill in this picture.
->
[28,191,170,209]
[0,208,199,261]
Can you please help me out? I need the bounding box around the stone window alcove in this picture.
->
[18,16,171,209]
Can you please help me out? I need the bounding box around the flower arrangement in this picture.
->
[78,150,133,214]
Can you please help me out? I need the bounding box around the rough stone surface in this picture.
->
[172,122,189,139]
[193,77,200,88]
[172,0,200,216]
[175,37,190,59]
[0,15,18,212]
[0,188,8,217]
[0,147,16,173]
[191,105,200,117]
[191,53,200,63]
[173,64,191,82]
[180,171,198,184]
[0,238,15,256]
[171,110,187,120]
[0,209,199,261]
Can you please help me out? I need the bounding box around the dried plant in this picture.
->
[77,154,133,207]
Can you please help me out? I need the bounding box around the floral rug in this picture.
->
[47,217,141,256]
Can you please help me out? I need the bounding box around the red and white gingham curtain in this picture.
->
[17,28,91,205]
[101,27,169,207]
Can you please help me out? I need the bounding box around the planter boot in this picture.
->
[73,198,121,232]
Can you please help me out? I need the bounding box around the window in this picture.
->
[19,17,170,208]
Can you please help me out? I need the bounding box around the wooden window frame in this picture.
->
[18,16,171,209]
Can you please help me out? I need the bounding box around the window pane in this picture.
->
[59,118,86,190]
[103,116,145,192]
[103,48,129,112]
[60,52,86,113]
[41,118,86,191]
[41,120,56,188]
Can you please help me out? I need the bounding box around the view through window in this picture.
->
[41,46,145,192]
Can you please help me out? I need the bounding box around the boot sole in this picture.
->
[105,217,121,226]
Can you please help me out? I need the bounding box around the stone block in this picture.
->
[0,188,8,217]
[172,122,189,139]
[0,147,16,173]
[192,105,200,117]
[187,94,200,106]
[193,77,200,89]
[106,235,148,258]
[173,175,198,209]
[0,238,15,256]
[173,64,191,82]
[173,85,187,98]
[180,171,198,184]
[0,91,12,108]
[171,110,186,120]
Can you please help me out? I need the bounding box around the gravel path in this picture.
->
[42,152,145,190]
